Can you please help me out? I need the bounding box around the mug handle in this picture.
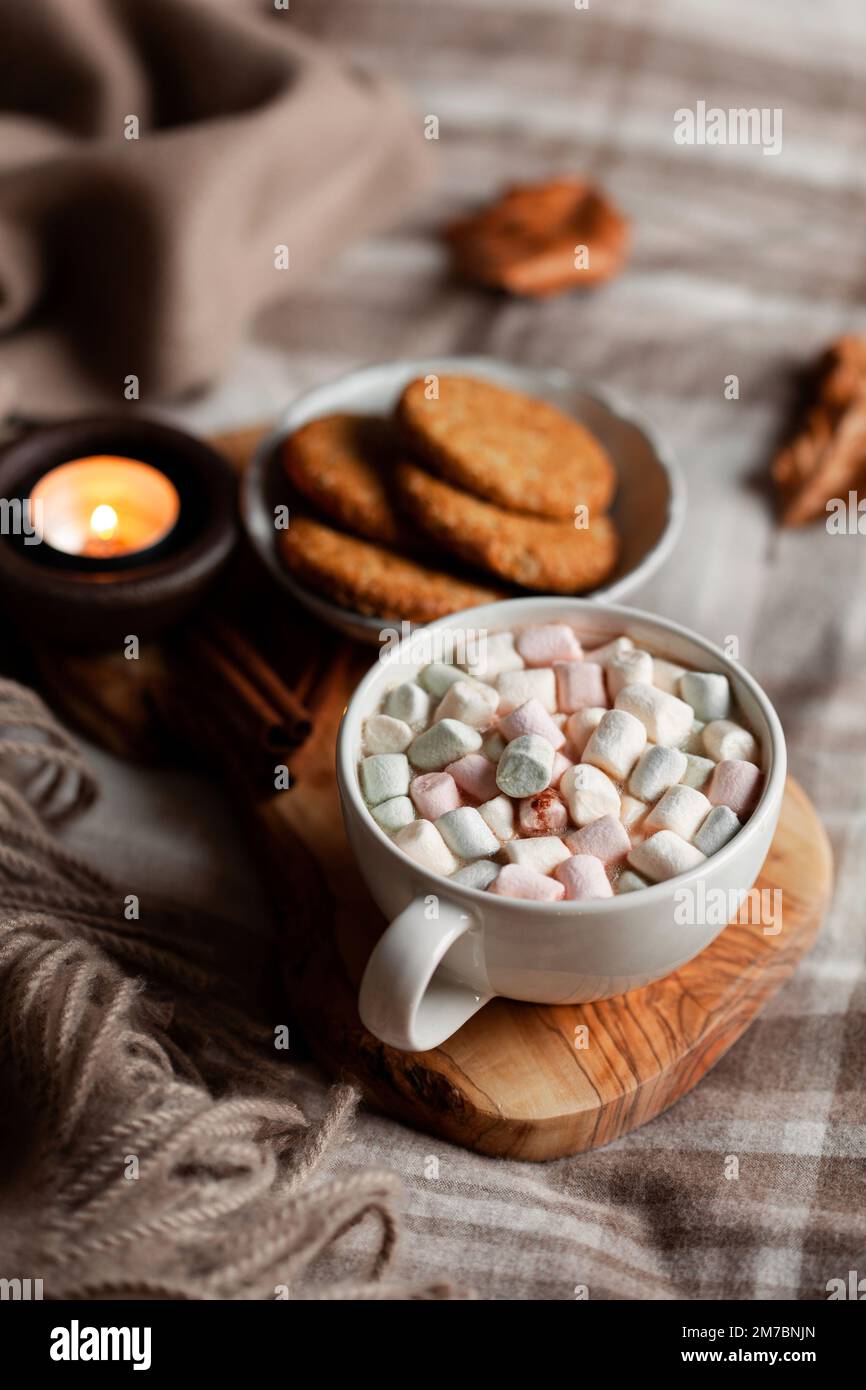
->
[358,895,491,1052]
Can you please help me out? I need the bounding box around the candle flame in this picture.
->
[90,504,119,541]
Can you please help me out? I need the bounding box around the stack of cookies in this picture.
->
[279,375,620,623]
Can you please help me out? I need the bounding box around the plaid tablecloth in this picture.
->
[69,0,866,1299]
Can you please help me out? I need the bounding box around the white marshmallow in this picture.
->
[393,819,458,875]
[693,804,741,856]
[616,868,649,894]
[652,658,687,695]
[360,753,410,806]
[363,713,413,755]
[587,635,634,666]
[565,706,606,756]
[384,680,432,726]
[418,662,465,698]
[680,671,732,723]
[560,763,620,826]
[615,682,695,747]
[451,860,500,890]
[620,794,649,834]
[703,719,759,764]
[434,679,499,729]
[478,794,516,842]
[409,719,482,771]
[506,835,571,875]
[583,709,647,781]
[496,734,555,797]
[496,668,557,715]
[436,806,500,860]
[463,630,524,680]
[606,647,654,699]
[629,744,687,802]
[628,830,706,883]
[644,784,712,841]
[680,752,715,791]
[481,730,507,762]
[679,720,707,754]
[371,796,415,833]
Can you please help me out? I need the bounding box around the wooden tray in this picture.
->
[30,428,833,1162]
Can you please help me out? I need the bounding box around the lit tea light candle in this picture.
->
[30,456,181,560]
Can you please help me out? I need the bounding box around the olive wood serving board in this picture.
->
[30,426,832,1162]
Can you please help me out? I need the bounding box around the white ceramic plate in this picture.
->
[241,356,686,643]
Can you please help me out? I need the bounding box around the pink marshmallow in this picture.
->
[550,750,574,788]
[409,772,462,821]
[489,863,566,901]
[708,759,763,819]
[554,661,608,713]
[445,753,500,803]
[518,788,569,837]
[555,854,614,901]
[516,622,582,667]
[497,697,566,750]
[565,814,631,864]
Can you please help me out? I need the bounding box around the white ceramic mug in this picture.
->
[336,598,787,1052]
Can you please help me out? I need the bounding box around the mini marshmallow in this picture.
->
[620,794,649,835]
[652,658,687,695]
[587,635,634,666]
[681,752,715,791]
[554,660,608,714]
[409,772,462,821]
[451,860,500,890]
[506,835,571,875]
[496,668,557,715]
[606,647,654,699]
[583,709,647,781]
[371,796,416,833]
[565,706,606,756]
[482,730,507,762]
[409,718,482,771]
[629,744,688,802]
[489,863,565,902]
[496,734,555,798]
[384,681,432,726]
[516,622,582,667]
[418,662,465,698]
[464,630,524,680]
[693,804,741,856]
[518,789,569,837]
[707,759,763,818]
[680,671,731,723]
[566,814,630,864]
[434,678,499,729]
[478,795,516,842]
[393,820,458,876]
[363,713,413,755]
[436,806,500,860]
[628,830,706,883]
[616,868,649,894]
[615,682,695,747]
[446,753,499,803]
[550,750,574,787]
[703,719,759,764]
[555,854,613,901]
[498,698,566,750]
[560,763,620,827]
[679,720,707,754]
[360,753,410,806]
[644,784,712,841]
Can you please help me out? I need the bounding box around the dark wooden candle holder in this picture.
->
[0,417,238,648]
